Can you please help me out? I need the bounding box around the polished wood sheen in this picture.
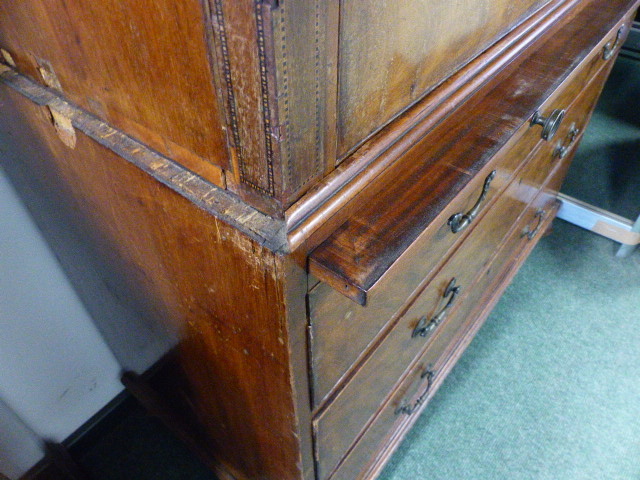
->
[312,64,613,471]
[309,0,633,305]
[1,0,638,479]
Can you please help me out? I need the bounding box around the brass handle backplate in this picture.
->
[448,170,496,233]
[530,108,565,141]
[603,26,625,60]
[412,278,461,338]
[554,123,580,159]
[395,368,435,416]
[521,209,546,240]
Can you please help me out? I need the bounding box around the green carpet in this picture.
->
[560,55,640,219]
[379,55,640,480]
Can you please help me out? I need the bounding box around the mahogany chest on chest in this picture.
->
[1,1,637,478]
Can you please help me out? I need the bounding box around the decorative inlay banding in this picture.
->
[212,0,241,161]
[313,0,323,177]
[253,0,276,196]
[211,0,275,196]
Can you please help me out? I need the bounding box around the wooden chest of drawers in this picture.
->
[0,1,637,479]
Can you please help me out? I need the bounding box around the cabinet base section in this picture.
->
[324,202,559,480]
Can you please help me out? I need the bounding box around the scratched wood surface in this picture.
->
[336,0,550,158]
[0,86,313,480]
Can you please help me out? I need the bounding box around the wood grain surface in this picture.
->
[337,0,550,158]
[309,0,635,304]
[0,0,230,172]
[0,86,313,480]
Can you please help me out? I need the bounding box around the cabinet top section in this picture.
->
[1,0,637,241]
[0,0,563,214]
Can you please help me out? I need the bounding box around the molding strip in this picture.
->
[253,0,276,195]
[285,0,579,245]
[0,66,288,253]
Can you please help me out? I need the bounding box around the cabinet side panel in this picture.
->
[0,86,310,480]
[0,0,231,171]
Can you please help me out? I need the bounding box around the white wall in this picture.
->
[0,168,124,478]
[0,398,44,480]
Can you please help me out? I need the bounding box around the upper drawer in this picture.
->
[309,138,523,407]
[310,2,630,308]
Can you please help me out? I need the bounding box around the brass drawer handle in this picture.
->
[530,108,565,141]
[395,368,435,416]
[603,25,625,61]
[448,170,496,233]
[412,278,461,338]
[554,123,580,159]
[521,209,546,240]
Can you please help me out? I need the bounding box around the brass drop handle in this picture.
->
[448,170,496,233]
[554,123,580,159]
[395,368,435,416]
[521,209,546,240]
[412,278,461,338]
[603,26,625,61]
[530,108,565,141]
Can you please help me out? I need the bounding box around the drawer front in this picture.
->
[327,195,561,480]
[308,161,508,406]
[551,58,616,161]
[307,20,621,408]
[512,20,622,155]
[317,52,609,475]
[312,139,562,478]
[308,118,548,403]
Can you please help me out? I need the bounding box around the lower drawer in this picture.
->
[327,195,561,480]
[312,134,562,478]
